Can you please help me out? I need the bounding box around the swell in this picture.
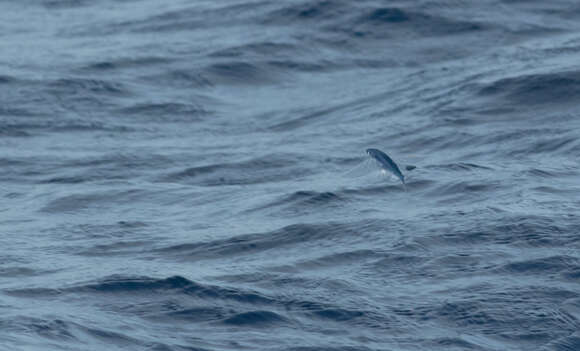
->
[416,214,580,248]
[48,77,132,97]
[40,190,142,213]
[0,315,212,351]
[81,56,174,72]
[209,42,301,58]
[0,74,20,84]
[401,125,580,157]
[0,76,135,124]
[247,190,346,214]
[341,6,486,38]
[117,101,211,122]
[424,181,503,200]
[5,274,391,329]
[42,0,90,9]
[267,88,396,131]
[0,120,132,136]
[204,61,282,85]
[496,255,580,276]
[477,70,580,106]
[26,153,174,185]
[161,154,313,186]
[263,2,486,37]
[54,1,272,37]
[154,222,360,261]
[39,186,186,213]
[392,292,579,343]
[6,275,274,304]
[140,59,338,89]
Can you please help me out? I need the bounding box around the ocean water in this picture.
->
[1,1,579,350]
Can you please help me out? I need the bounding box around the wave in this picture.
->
[40,191,135,213]
[497,255,579,275]
[48,77,132,97]
[0,267,51,277]
[34,153,173,184]
[477,70,580,106]
[5,274,383,329]
[509,136,579,156]
[209,42,300,58]
[544,335,580,351]
[417,215,580,248]
[0,315,212,351]
[0,74,19,84]
[222,310,288,326]
[0,120,133,138]
[348,7,485,38]
[0,126,30,137]
[249,190,345,212]
[81,56,174,72]
[205,61,280,85]
[139,68,214,88]
[424,163,494,172]
[262,1,349,25]
[42,0,90,9]
[309,308,364,322]
[117,101,210,122]
[39,187,173,213]
[95,1,270,35]
[264,2,486,39]
[6,275,274,304]
[425,181,502,198]
[285,348,373,351]
[155,222,356,261]
[161,154,313,186]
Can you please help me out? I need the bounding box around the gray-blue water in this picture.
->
[1,1,580,350]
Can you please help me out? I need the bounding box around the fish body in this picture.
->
[366,148,405,184]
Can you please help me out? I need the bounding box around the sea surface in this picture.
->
[1,1,580,350]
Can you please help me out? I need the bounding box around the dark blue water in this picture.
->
[1,1,580,350]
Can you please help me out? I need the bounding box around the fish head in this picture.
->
[366,148,379,157]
